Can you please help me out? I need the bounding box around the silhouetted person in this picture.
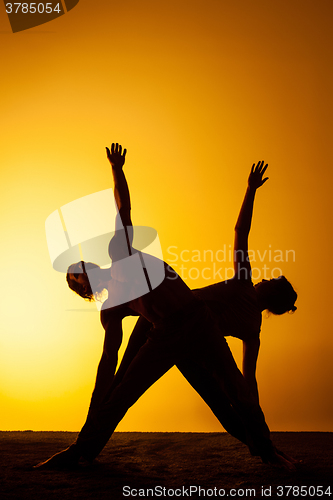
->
[35,145,295,470]
[113,161,297,413]
[103,160,297,456]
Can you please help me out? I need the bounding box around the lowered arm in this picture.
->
[242,338,260,405]
[34,314,124,469]
[86,314,124,417]
[111,316,151,391]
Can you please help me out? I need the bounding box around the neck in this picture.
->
[100,267,111,285]
[255,289,268,312]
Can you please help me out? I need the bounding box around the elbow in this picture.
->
[103,351,118,371]
[234,224,248,234]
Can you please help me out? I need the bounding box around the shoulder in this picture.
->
[239,327,261,342]
[228,276,256,290]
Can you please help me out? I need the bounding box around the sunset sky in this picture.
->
[0,0,332,433]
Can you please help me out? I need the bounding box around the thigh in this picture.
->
[107,335,176,408]
[76,335,177,460]
[188,315,258,410]
[109,316,151,393]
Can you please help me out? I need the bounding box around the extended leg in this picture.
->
[176,357,248,445]
[76,332,177,460]
[187,313,273,460]
[77,302,274,462]
[110,316,249,444]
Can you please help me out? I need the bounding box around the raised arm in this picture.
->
[106,143,132,227]
[106,143,133,259]
[233,161,268,279]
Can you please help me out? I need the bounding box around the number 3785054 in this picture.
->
[5,3,62,14]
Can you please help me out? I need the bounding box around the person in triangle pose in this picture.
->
[36,143,297,470]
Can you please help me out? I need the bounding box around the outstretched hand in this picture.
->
[248,161,268,190]
[106,143,127,169]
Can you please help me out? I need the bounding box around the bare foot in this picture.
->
[274,447,300,464]
[34,445,80,470]
[266,449,296,471]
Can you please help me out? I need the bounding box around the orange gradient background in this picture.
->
[0,0,332,432]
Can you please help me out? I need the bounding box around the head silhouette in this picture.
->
[67,261,104,301]
[255,276,297,315]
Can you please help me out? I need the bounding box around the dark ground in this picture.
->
[0,432,332,499]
